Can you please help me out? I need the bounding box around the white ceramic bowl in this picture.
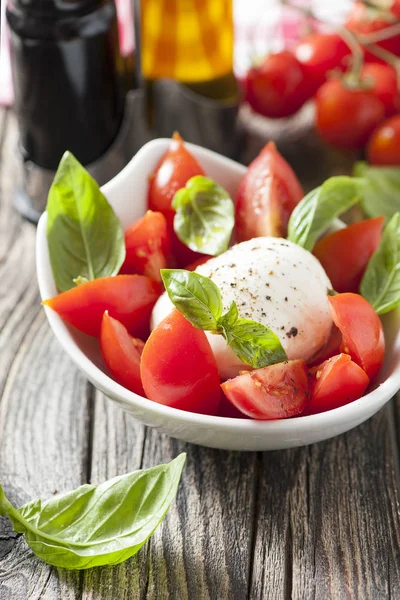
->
[36,139,400,451]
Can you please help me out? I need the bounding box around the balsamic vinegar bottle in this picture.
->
[6,0,125,171]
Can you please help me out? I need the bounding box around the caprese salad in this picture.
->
[43,134,400,420]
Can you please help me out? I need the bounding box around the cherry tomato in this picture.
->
[235,141,304,242]
[221,359,309,420]
[100,312,145,395]
[218,391,249,418]
[316,79,386,149]
[346,1,400,60]
[294,33,351,93]
[140,309,221,415]
[308,325,342,367]
[367,115,400,165]
[43,275,161,339]
[244,51,310,119]
[328,293,385,381]
[120,210,172,281]
[390,0,400,18]
[313,217,384,293]
[361,63,400,117]
[184,256,210,271]
[148,132,206,267]
[306,353,370,414]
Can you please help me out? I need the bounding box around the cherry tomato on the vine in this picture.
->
[367,115,400,165]
[316,78,386,149]
[244,51,310,119]
[346,1,400,60]
[361,62,400,117]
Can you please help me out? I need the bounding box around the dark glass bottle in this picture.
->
[6,0,125,171]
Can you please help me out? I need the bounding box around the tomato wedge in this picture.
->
[100,312,145,395]
[43,275,161,338]
[313,217,384,293]
[306,354,370,414]
[120,210,172,281]
[328,293,385,381]
[148,132,206,266]
[308,325,342,367]
[235,142,304,242]
[141,309,221,415]
[221,359,309,420]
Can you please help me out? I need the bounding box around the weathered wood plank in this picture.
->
[0,110,91,600]
[249,402,400,600]
[80,393,148,600]
[141,430,257,600]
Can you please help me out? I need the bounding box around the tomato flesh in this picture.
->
[235,141,304,242]
[221,359,309,420]
[140,309,221,415]
[43,275,162,339]
[100,312,145,395]
[313,217,384,293]
[148,132,206,267]
[328,293,385,381]
[120,210,172,281]
[306,353,370,414]
[244,51,310,118]
[367,115,400,165]
[316,79,385,149]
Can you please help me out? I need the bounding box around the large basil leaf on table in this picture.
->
[46,151,125,292]
[0,454,186,569]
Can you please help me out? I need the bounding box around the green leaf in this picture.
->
[287,176,362,251]
[218,301,238,331]
[354,162,400,221]
[172,176,234,256]
[161,269,223,330]
[0,454,186,570]
[221,319,288,369]
[360,213,400,314]
[46,151,126,292]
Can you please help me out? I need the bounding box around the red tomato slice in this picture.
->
[306,353,370,414]
[100,312,145,395]
[43,275,162,339]
[235,141,304,242]
[328,293,385,381]
[140,309,221,415]
[308,325,342,367]
[120,210,172,281]
[184,255,210,271]
[221,359,309,420]
[218,390,250,418]
[148,132,206,267]
[313,217,384,293]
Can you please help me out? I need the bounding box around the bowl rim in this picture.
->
[36,138,400,435]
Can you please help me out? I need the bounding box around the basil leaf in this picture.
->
[172,176,234,256]
[221,318,287,369]
[287,176,361,251]
[46,151,125,292]
[161,269,223,330]
[218,301,238,331]
[354,161,400,221]
[0,454,186,570]
[360,213,400,314]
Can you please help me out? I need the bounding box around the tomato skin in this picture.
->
[313,217,384,293]
[100,312,145,395]
[306,353,370,414]
[308,325,342,367]
[316,79,386,149]
[148,132,206,267]
[120,211,172,281]
[235,141,304,242]
[294,33,350,93]
[244,51,310,118]
[184,255,210,271]
[140,309,221,415]
[361,63,400,117]
[221,359,309,420]
[367,115,400,165]
[43,275,162,339]
[328,293,385,381]
[346,1,400,60]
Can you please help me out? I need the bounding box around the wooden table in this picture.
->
[0,107,399,600]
